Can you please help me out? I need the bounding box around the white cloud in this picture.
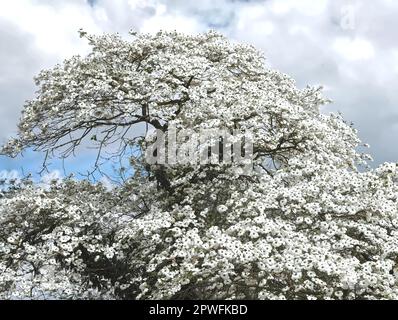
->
[0,1,98,57]
[271,0,328,16]
[140,4,204,34]
[333,37,375,61]
[288,25,311,37]
[391,50,398,74]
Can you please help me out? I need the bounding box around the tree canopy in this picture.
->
[1,31,398,300]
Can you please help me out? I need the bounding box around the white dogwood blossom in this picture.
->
[1,31,398,299]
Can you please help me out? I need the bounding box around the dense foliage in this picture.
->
[2,31,398,300]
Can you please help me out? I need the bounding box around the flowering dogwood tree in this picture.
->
[2,30,398,300]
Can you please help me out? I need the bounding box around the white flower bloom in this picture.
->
[1,30,398,300]
[217,205,228,213]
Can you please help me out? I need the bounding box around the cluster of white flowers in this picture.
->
[1,30,398,300]
[0,179,137,299]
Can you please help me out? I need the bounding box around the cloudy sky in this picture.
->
[0,0,397,179]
